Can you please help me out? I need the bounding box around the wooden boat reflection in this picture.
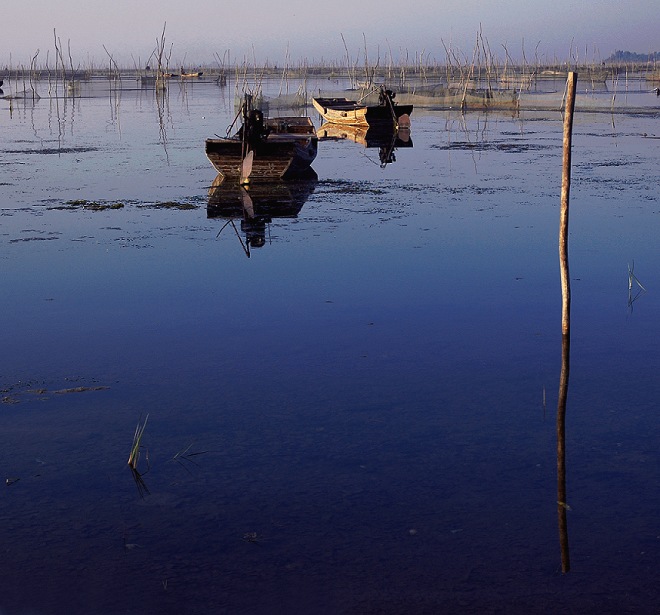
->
[316,122,412,166]
[207,173,317,255]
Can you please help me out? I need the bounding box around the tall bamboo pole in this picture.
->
[559,71,577,335]
[557,70,577,574]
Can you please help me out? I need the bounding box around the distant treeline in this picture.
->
[606,50,660,63]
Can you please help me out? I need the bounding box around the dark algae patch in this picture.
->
[316,179,388,196]
[4,147,99,155]
[81,202,125,211]
[47,200,126,211]
[138,200,199,210]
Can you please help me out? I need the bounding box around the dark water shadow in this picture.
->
[207,173,317,256]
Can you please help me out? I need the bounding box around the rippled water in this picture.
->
[1,76,659,614]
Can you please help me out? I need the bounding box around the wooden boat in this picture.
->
[312,87,412,127]
[205,94,318,183]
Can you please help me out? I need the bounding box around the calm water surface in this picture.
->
[1,77,659,614]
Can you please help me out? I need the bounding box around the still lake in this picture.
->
[1,76,659,614]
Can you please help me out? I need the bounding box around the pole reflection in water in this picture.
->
[556,332,571,573]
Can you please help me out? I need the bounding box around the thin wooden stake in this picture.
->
[557,71,577,574]
[559,72,577,336]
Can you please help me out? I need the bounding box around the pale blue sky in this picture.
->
[2,0,657,67]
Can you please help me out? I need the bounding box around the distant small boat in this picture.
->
[312,87,412,128]
[205,94,318,183]
[180,71,203,78]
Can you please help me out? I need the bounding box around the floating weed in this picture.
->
[4,147,99,155]
[84,202,125,210]
[140,201,198,210]
[53,386,110,394]
[60,200,125,211]
[128,415,150,497]
[127,414,149,470]
[317,180,387,196]
[9,236,59,243]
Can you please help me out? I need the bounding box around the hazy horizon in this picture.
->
[2,0,658,68]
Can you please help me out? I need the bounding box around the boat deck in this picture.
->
[265,116,317,135]
[313,98,365,111]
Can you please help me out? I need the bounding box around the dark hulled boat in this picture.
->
[205,94,318,183]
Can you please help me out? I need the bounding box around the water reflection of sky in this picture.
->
[1,79,659,614]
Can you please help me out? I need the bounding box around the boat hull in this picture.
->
[312,97,413,127]
[205,117,318,182]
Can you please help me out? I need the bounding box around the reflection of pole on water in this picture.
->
[557,71,577,574]
[557,332,571,573]
[155,87,170,163]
